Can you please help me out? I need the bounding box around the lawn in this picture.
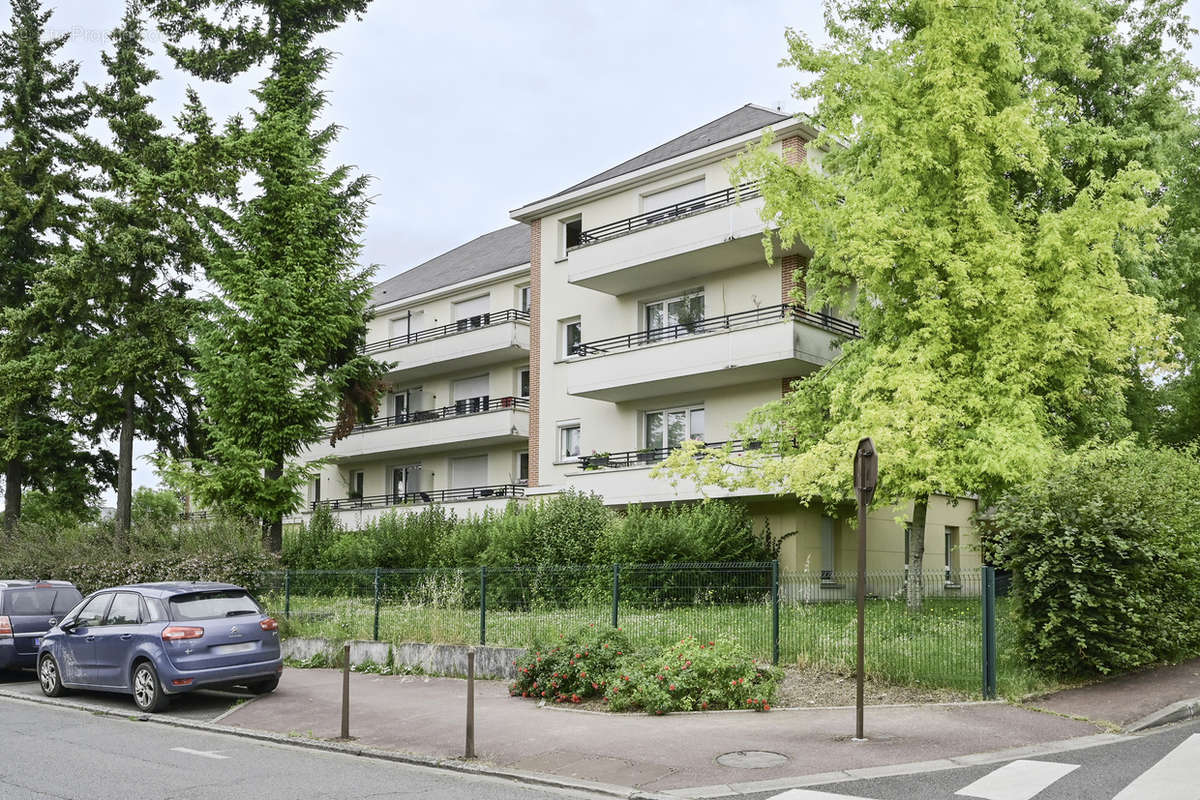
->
[263,591,1048,697]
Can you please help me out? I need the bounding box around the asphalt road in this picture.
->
[0,695,608,800]
[735,717,1200,800]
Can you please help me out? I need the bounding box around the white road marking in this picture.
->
[1111,733,1200,800]
[954,759,1078,800]
[767,791,875,800]
[170,747,230,760]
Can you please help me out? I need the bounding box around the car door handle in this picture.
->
[85,636,95,642]
[120,634,134,640]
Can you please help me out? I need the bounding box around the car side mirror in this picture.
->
[59,619,78,632]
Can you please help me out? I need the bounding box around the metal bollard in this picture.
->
[341,643,351,739]
[465,647,476,759]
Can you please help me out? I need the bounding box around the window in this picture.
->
[449,455,487,489]
[561,216,582,256]
[516,452,529,484]
[104,593,142,626]
[389,310,424,342]
[144,596,168,622]
[559,424,581,460]
[517,285,531,313]
[819,516,836,581]
[561,318,582,357]
[169,590,260,621]
[644,405,704,452]
[452,375,490,414]
[74,594,113,628]
[644,292,704,339]
[452,295,490,329]
[517,368,530,398]
[642,177,706,215]
[945,526,960,585]
[349,470,365,498]
[904,526,911,569]
[312,477,321,504]
[390,386,423,421]
[391,465,419,500]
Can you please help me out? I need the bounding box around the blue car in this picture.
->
[0,580,83,672]
[37,582,282,713]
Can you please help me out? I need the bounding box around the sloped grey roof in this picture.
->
[372,223,530,306]
[530,104,791,207]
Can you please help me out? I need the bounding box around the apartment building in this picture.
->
[300,224,534,527]
[297,104,980,582]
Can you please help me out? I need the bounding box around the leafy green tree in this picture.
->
[36,2,211,552]
[662,0,1173,609]
[0,0,111,533]
[152,0,385,552]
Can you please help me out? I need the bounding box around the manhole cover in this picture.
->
[716,750,789,769]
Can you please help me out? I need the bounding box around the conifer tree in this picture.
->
[0,0,109,533]
[152,0,384,552]
[38,2,210,550]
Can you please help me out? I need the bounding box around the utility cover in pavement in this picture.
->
[716,750,789,769]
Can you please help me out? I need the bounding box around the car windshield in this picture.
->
[2,587,82,616]
[168,590,261,621]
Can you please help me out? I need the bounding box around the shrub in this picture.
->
[509,624,632,703]
[990,441,1200,677]
[607,636,781,714]
[597,501,769,565]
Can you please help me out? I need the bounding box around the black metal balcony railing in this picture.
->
[571,303,859,357]
[327,395,529,438]
[312,484,526,510]
[576,439,768,470]
[573,180,762,248]
[360,308,530,356]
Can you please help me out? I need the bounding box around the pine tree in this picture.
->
[151,0,384,552]
[36,2,211,551]
[0,0,110,533]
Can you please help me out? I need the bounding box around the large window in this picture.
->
[391,464,419,500]
[642,177,705,214]
[559,424,581,460]
[452,375,490,414]
[390,386,423,421]
[644,292,704,338]
[449,455,487,489]
[518,285,531,313]
[349,470,365,498]
[561,318,582,357]
[452,295,490,330]
[644,406,704,452]
[389,310,424,342]
[560,216,582,256]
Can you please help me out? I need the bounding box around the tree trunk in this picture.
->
[263,455,284,555]
[3,458,22,535]
[113,381,136,554]
[906,496,928,613]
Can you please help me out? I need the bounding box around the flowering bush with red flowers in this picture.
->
[509,624,631,704]
[606,636,781,714]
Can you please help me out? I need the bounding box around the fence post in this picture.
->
[340,642,351,739]
[611,564,620,629]
[771,560,780,665]
[480,566,488,646]
[982,566,997,700]
[372,567,381,642]
[284,570,291,620]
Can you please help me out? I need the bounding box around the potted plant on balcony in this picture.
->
[745,439,763,451]
[636,447,657,464]
[585,450,611,470]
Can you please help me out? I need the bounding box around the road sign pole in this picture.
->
[853,437,878,743]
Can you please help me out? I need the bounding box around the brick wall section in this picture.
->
[527,219,542,487]
[781,135,806,166]
[782,376,804,396]
[780,136,808,310]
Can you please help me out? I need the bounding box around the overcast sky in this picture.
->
[36,1,1200,505]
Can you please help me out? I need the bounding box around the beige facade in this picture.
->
[293,104,981,573]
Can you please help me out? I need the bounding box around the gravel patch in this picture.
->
[774,664,973,707]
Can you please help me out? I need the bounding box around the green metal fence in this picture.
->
[257,563,999,696]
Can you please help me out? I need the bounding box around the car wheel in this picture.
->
[38,654,67,697]
[246,676,279,695]
[131,662,169,713]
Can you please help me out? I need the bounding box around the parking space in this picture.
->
[0,669,250,722]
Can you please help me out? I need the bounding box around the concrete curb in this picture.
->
[0,687,673,800]
[1125,696,1200,733]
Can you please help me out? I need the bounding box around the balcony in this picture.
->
[576,439,758,471]
[566,181,779,295]
[296,484,526,525]
[362,309,530,381]
[565,304,858,402]
[307,396,530,462]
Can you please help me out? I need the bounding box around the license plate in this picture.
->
[32,638,39,647]
[211,642,256,655]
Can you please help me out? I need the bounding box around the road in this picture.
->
[738,717,1200,800]
[0,695,607,800]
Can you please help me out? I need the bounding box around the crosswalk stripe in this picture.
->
[1111,733,1200,800]
[953,759,1079,800]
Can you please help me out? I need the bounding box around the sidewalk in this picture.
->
[1032,657,1200,729]
[222,669,1097,795]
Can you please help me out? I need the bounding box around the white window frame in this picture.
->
[515,451,529,484]
[559,215,582,259]
[349,469,365,498]
[643,404,705,451]
[517,285,531,314]
[558,422,581,461]
[640,176,706,214]
[560,317,582,358]
[641,289,704,337]
[516,367,530,398]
